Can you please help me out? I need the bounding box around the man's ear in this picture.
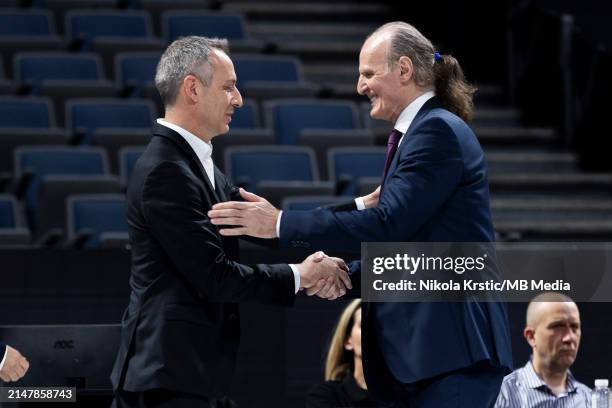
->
[182,74,199,103]
[398,56,413,84]
[524,326,537,348]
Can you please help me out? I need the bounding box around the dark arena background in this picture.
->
[1,0,611,406]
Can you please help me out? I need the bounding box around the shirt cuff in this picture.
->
[289,264,300,293]
[0,346,7,371]
[355,197,366,211]
[276,210,282,238]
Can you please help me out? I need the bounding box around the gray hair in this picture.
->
[155,36,230,106]
[370,21,436,88]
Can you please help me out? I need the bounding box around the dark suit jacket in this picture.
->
[279,97,513,399]
[0,343,5,362]
[110,123,295,397]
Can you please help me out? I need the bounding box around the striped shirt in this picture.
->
[494,361,591,408]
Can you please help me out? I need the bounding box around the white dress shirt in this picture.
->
[157,119,215,188]
[157,119,301,293]
[276,90,436,234]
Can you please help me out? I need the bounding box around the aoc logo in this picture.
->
[53,340,74,349]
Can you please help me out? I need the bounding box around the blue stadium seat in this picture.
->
[67,194,126,248]
[115,52,160,91]
[15,53,105,84]
[327,147,386,196]
[162,11,247,42]
[14,53,116,125]
[231,99,259,129]
[0,97,55,128]
[14,147,109,221]
[264,99,360,145]
[225,146,318,191]
[66,99,154,144]
[282,195,347,211]
[233,54,317,99]
[66,11,163,77]
[66,10,153,41]
[0,9,54,36]
[119,146,145,186]
[0,10,65,80]
[233,55,300,86]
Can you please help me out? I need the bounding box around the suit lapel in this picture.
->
[152,123,221,203]
[385,96,442,179]
[214,166,228,202]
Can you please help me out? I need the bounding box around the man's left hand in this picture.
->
[208,188,279,238]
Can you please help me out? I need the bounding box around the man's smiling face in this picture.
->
[357,33,407,123]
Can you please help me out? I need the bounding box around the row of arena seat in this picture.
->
[0,96,385,178]
[0,51,313,91]
[0,8,261,54]
[0,190,356,249]
[0,96,371,137]
[3,145,385,240]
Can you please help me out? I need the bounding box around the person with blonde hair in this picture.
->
[306,299,375,407]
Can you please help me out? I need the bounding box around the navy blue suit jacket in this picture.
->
[280,97,513,398]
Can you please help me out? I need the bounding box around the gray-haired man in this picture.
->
[110,36,350,408]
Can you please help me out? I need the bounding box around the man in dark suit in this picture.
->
[0,342,29,382]
[208,22,513,407]
[110,36,351,408]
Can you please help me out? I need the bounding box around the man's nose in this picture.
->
[357,76,366,95]
[233,88,243,108]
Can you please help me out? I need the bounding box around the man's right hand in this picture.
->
[0,346,29,382]
[296,252,352,300]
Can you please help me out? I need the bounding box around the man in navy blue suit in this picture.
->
[209,22,513,407]
[0,342,29,382]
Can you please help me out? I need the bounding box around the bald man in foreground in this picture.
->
[495,293,590,407]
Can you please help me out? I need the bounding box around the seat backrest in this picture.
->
[163,11,246,42]
[115,52,160,87]
[328,147,386,181]
[15,53,103,83]
[15,147,109,211]
[66,99,154,142]
[328,147,386,195]
[0,97,54,128]
[67,194,126,247]
[66,10,152,40]
[0,9,54,36]
[265,99,359,145]
[233,54,301,87]
[225,146,318,190]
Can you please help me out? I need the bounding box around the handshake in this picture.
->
[296,252,352,300]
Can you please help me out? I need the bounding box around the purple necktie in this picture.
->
[381,129,402,188]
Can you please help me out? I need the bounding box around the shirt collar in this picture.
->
[520,360,579,394]
[394,90,435,135]
[156,118,213,164]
